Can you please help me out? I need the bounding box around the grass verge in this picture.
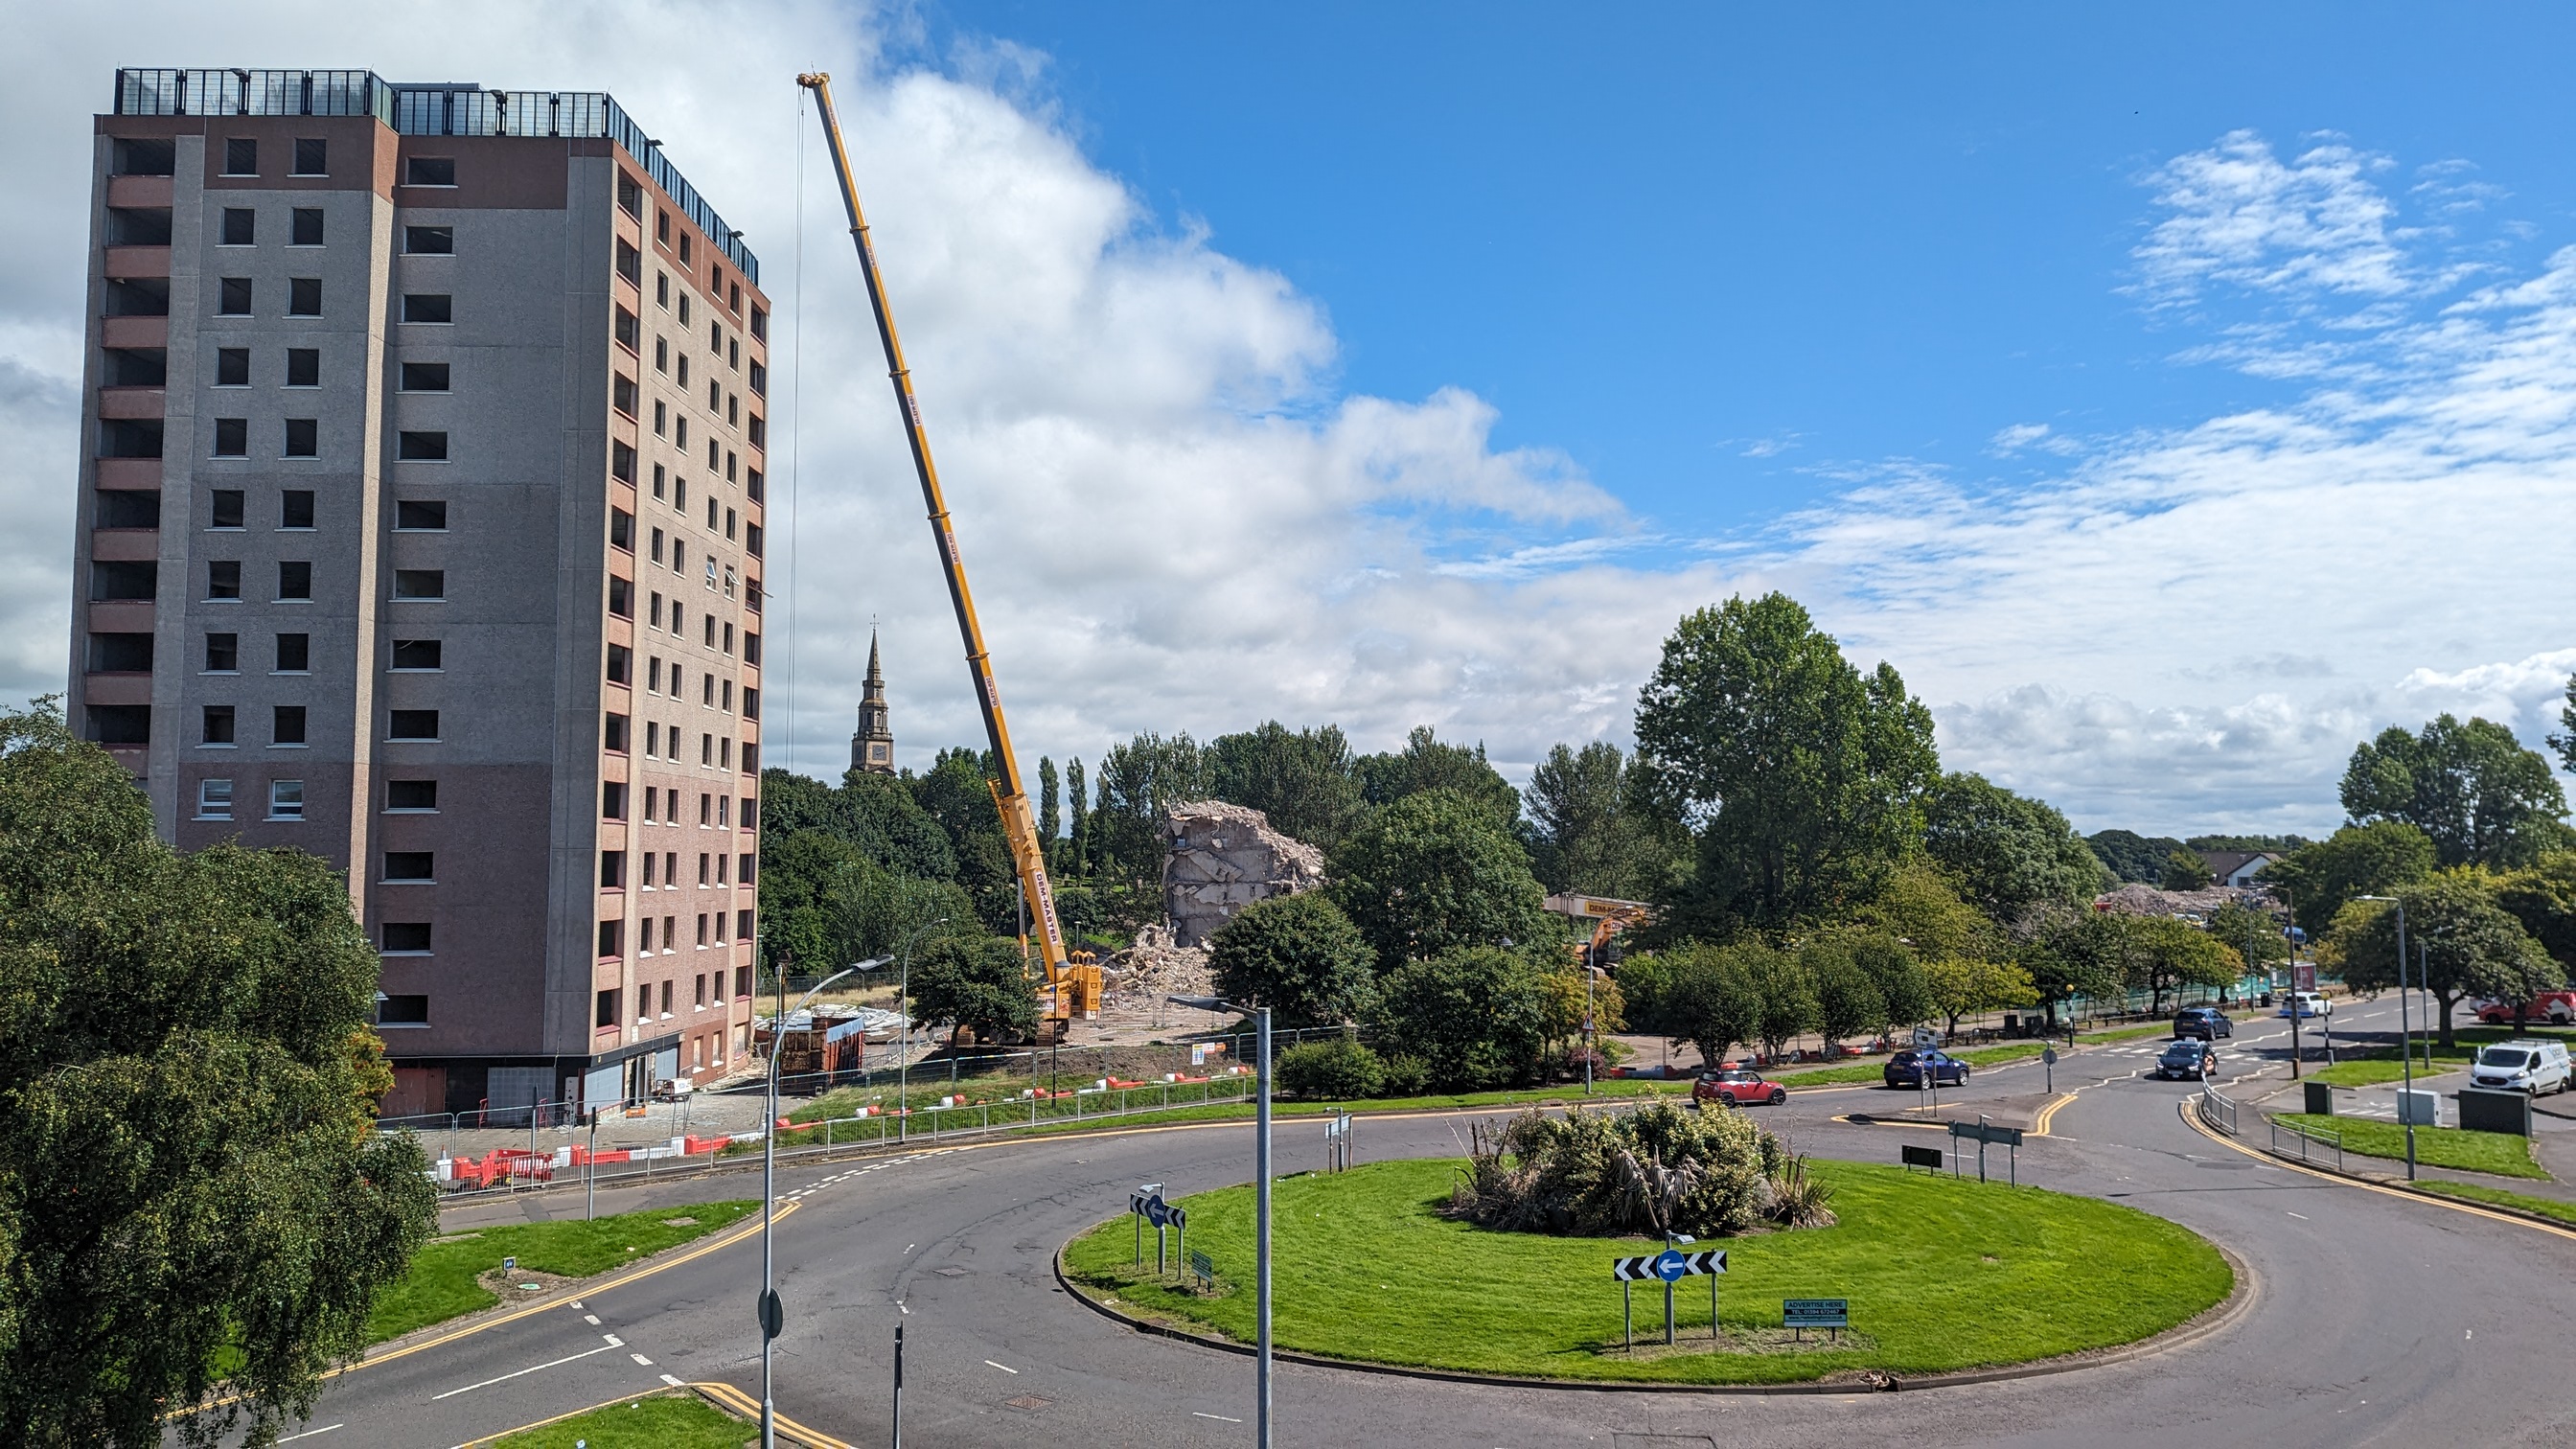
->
[1063,1157,2230,1385]
[1772,1040,2049,1088]
[2415,1179,2576,1226]
[2306,1024,2576,1088]
[2272,1114,2546,1181]
[491,1391,745,1448]
[367,1200,758,1344]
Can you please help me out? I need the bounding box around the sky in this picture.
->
[3,2,2572,838]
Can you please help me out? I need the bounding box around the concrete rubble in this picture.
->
[1161,799,1327,948]
[2091,882,2272,918]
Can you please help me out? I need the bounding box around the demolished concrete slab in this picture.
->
[1162,799,1327,948]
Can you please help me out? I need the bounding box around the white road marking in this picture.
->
[583,1314,600,1324]
[986,1359,1020,1374]
[1194,1412,1243,1422]
[632,1352,655,1366]
[277,1425,343,1441]
[429,1343,619,1399]
[2286,1211,2310,1220]
[603,1334,623,1347]
[661,1372,686,1386]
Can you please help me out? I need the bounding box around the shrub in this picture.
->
[1208,893,1376,1028]
[1365,946,1549,1092]
[1379,1052,1432,1096]
[1446,1102,1832,1238]
[1275,1037,1385,1099]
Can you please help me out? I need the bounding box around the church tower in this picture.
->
[852,631,896,774]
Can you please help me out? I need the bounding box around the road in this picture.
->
[268,995,2576,1446]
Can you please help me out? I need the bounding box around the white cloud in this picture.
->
[2132,129,2420,306]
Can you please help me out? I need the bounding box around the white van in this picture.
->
[2470,1040,2572,1094]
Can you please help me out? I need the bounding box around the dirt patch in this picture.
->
[475,1266,577,1300]
[1600,1327,1880,1361]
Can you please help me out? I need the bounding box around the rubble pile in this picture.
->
[1097,923,1214,1006]
[1162,800,1327,948]
[2092,883,2272,919]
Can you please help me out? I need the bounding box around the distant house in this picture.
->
[2198,850,2282,887]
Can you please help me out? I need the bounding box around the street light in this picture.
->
[1170,993,1272,1449]
[760,957,884,1448]
[2357,895,2416,1180]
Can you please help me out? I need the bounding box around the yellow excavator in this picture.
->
[799,73,1102,1040]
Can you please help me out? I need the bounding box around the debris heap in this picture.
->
[1162,800,1327,948]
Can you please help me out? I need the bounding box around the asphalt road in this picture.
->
[264,997,2576,1447]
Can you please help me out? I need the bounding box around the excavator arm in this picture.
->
[798,73,1100,1031]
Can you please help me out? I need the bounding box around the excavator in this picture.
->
[798,73,1102,1041]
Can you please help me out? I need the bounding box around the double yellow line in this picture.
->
[455,1381,850,1448]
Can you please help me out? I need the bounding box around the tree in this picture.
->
[1037,755,1061,862]
[2160,848,2213,891]
[2205,900,2289,981]
[1852,859,1996,960]
[1207,892,1377,1027]
[1066,756,1091,875]
[1365,946,1550,1091]
[1632,592,1940,939]
[1092,731,1211,885]
[1841,930,1933,1040]
[0,702,439,1446]
[1208,722,1368,850]
[1353,725,1521,826]
[2340,715,2572,868]
[1617,944,1759,1068]
[2328,872,2559,1049]
[1521,741,1686,900]
[1801,938,1883,1047]
[1745,946,1820,1061]
[2261,821,2438,937]
[2084,829,2191,886]
[907,933,1039,1042]
[2552,672,2576,775]
[1921,771,2104,921]
[1921,956,2039,1037]
[1329,788,1549,967]
[2494,852,2576,973]
[2119,915,2242,1015]
[1537,962,1625,1054]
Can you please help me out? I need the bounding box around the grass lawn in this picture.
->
[368,1201,758,1344]
[1773,1040,2048,1088]
[492,1392,746,1448]
[1063,1157,2230,1385]
[2272,1114,2547,1181]
[2416,1180,2576,1226]
[2308,1024,2576,1089]
[787,1074,1685,1131]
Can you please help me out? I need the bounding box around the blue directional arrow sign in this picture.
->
[1655,1249,1690,1282]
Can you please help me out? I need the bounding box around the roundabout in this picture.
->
[1061,1157,2235,1387]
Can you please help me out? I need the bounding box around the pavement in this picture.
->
[225,991,2576,1446]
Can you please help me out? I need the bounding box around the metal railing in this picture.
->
[2268,1116,2342,1171]
[2198,1083,2239,1137]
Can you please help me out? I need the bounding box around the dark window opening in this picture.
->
[87,632,153,672]
[216,348,249,386]
[107,277,172,317]
[604,712,630,752]
[615,239,642,286]
[386,779,437,811]
[382,922,432,953]
[280,490,314,529]
[101,418,163,458]
[204,633,238,672]
[216,277,252,315]
[596,988,620,1027]
[292,137,328,176]
[208,490,244,529]
[95,489,160,529]
[403,156,455,187]
[390,638,442,671]
[112,137,175,176]
[212,418,247,457]
[271,705,306,746]
[603,780,628,819]
[284,419,318,457]
[105,206,173,245]
[379,994,429,1025]
[397,430,448,460]
[86,704,150,745]
[600,849,626,888]
[610,508,634,552]
[204,561,241,600]
[404,225,454,255]
[395,499,448,530]
[383,850,435,881]
[286,348,320,387]
[388,709,440,740]
[288,277,322,316]
[222,138,258,176]
[290,208,324,246]
[275,632,309,672]
[618,172,643,218]
[607,642,632,684]
[201,704,235,744]
[220,207,254,245]
[276,561,311,600]
[107,347,168,385]
[402,293,452,324]
[400,361,449,391]
[392,569,444,600]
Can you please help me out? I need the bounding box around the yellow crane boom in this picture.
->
[798,73,1099,1031]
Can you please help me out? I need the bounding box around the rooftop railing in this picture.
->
[111,67,758,283]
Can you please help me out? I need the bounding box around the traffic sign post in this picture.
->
[1612,1248,1727,1348]
[2042,1046,2058,1094]
[1947,1119,2023,1185]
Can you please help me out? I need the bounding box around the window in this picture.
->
[404,156,456,187]
[730,281,743,314]
[650,592,662,628]
[739,852,756,884]
[645,722,659,757]
[604,780,628,819]
[678,234,692,267]
[657,211,672,245]
[386,778,437,811]
[382,922,431,953]
[391,569,444,601]
[280,490,314,529]
[267,778,304,816]
[217,348,250,386]
[398,430,448,461]
[749,360,767,397]
[196,778,235,818]
[390,638,442,671]
[276,562,311,600]
[271,706,305,746]
[653,463,667,501]
[611,508,634,552]
[655,335,669,373]
[679,294,691,327]
[395,499,447,530]
[402,293,452,324]
[384,851,434,882]
[379,995,429,1026]
[284,419,318,457]
[288,278,321,316]
[653,400,667,436]
[604,712,630,752]
[707,379,720,412]
[290,208,323,246]
[611,441,636,483]
[656,271,670,307]
[612,374,639,417]
[743,686,758,721]
[650,528,665,564]
[724,507,738,541]
[293,137,328,175]
[97,490,160,529]
[601,849,627,888]
[389,709,439,740]
[204,633,239,671]
[220,207,255,245]
[615,239,642,286]
[213,418,248,457]
[676,416,688,448]
[286,348,320,387]
[660,979,675,1015]
[618,172,643,218]
[399,361,448,392]
[615,306,640,353]
[647,656,661,691]
[207,561,242,600]
[609,576,632,618]
[743,632,760,665]
[738,908,754,940]
[696,912,708,946]
[274,632,309,672]
[201,705,235,745]
[747,469,763,502]
[751,305,769,341]
[596,988,619,1027]
[404,225,453,255]
[675,476,687,511]
[695,973,706,1007]
[223,138,258,175]
[745,522,763,559]
[748,414,763,448]
[218,277,253,315]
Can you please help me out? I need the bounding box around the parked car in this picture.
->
[2277,992,2333,1019]
[2152,1040,2219,1080]
[2470,1040,2574,1094]
[2173,1006,2234,1041]
[2474,991,2576,1025]
[1692,1067,1788,1108]
[1884,1048,1970,1089]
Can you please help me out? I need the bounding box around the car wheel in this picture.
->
[1770,1088,1787,1105]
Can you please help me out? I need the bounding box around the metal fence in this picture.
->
[2268,1116,2342,1171]
[2197,1083,2239,1137]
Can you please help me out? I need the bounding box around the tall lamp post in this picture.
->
[759,957,883,1447]
[1170,993,1272,1449]
[2357,895,2415,1180]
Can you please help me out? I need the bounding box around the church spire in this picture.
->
[852,629,896,774]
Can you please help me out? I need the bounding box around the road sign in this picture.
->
[1900,1143,1944,1170]
[1783,1298,1849,1328]
[1188,1250,1215,1290]
[1947,1120,2023,1146]
[2041,1047,2058,1066]
[1612,1249,1726,1281]
[757,1287,785,1340]
[2292,963,2317,993]
[501,1255,517,1274]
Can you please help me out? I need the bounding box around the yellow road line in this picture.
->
[692,1380,851,1448]
[452,1386,697,1446]
[2178,1098,2576,1245]
[2030,1092,2078,1137]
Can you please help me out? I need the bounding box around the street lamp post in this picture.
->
[2358,895,2415,1180]
[760,958,882,1448]
[1171,993,1272,1449]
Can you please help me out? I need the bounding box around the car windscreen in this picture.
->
[2480,1048,2533,1068]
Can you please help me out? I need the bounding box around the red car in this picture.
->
[2477,991,2576,1025]
[1692,1067,1787,1107]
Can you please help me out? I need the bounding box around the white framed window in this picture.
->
[268,779,305,820]
[196,778,234,820]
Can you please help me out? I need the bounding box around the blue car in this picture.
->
[1884,1048,1970,1089]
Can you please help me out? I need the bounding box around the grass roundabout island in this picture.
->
[1064,1158,2233,1386]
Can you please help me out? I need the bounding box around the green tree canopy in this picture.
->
[1520,740,1686,901]
[1353,725,1521,826]
[2494,852,2576,972]
[1206,892,1377,1027]
[2159,848,2213,891]
[2205,901,2290,972]
[1208,722,1368,850]
[1852,859,1998,962]
[2261,821,2438,937]
[1921,956,2040,1036]
[1092,731,1212,885]
[1839,930,1933,1039]
[1632,592,1940,939]
[1617,943,1759,1068]
[0,702,439,1446]
[906,933,1040,1042]
[2083,829,2190,885]
[1365,946,1550,1091]
[1037,755,1061,853]
[1330,787,1550,967]
[1921,771,2105,922]
[2552,672,2576,775]
[2328,872,2560,1048]
[759,766,957,881]
[1801,937,1884,1046]
[1745,945,1821,1060]
[2340,715,2572,868]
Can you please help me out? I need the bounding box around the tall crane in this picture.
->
[798,73,1101,1036]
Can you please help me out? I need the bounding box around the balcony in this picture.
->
[98,386,165,420]
[83,673,151,707]
[105,173,173,209]
[104,246,170,281]
[101,316,169,350]
[89,529,158,563]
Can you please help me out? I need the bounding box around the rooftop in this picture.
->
[111,67,757,283]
